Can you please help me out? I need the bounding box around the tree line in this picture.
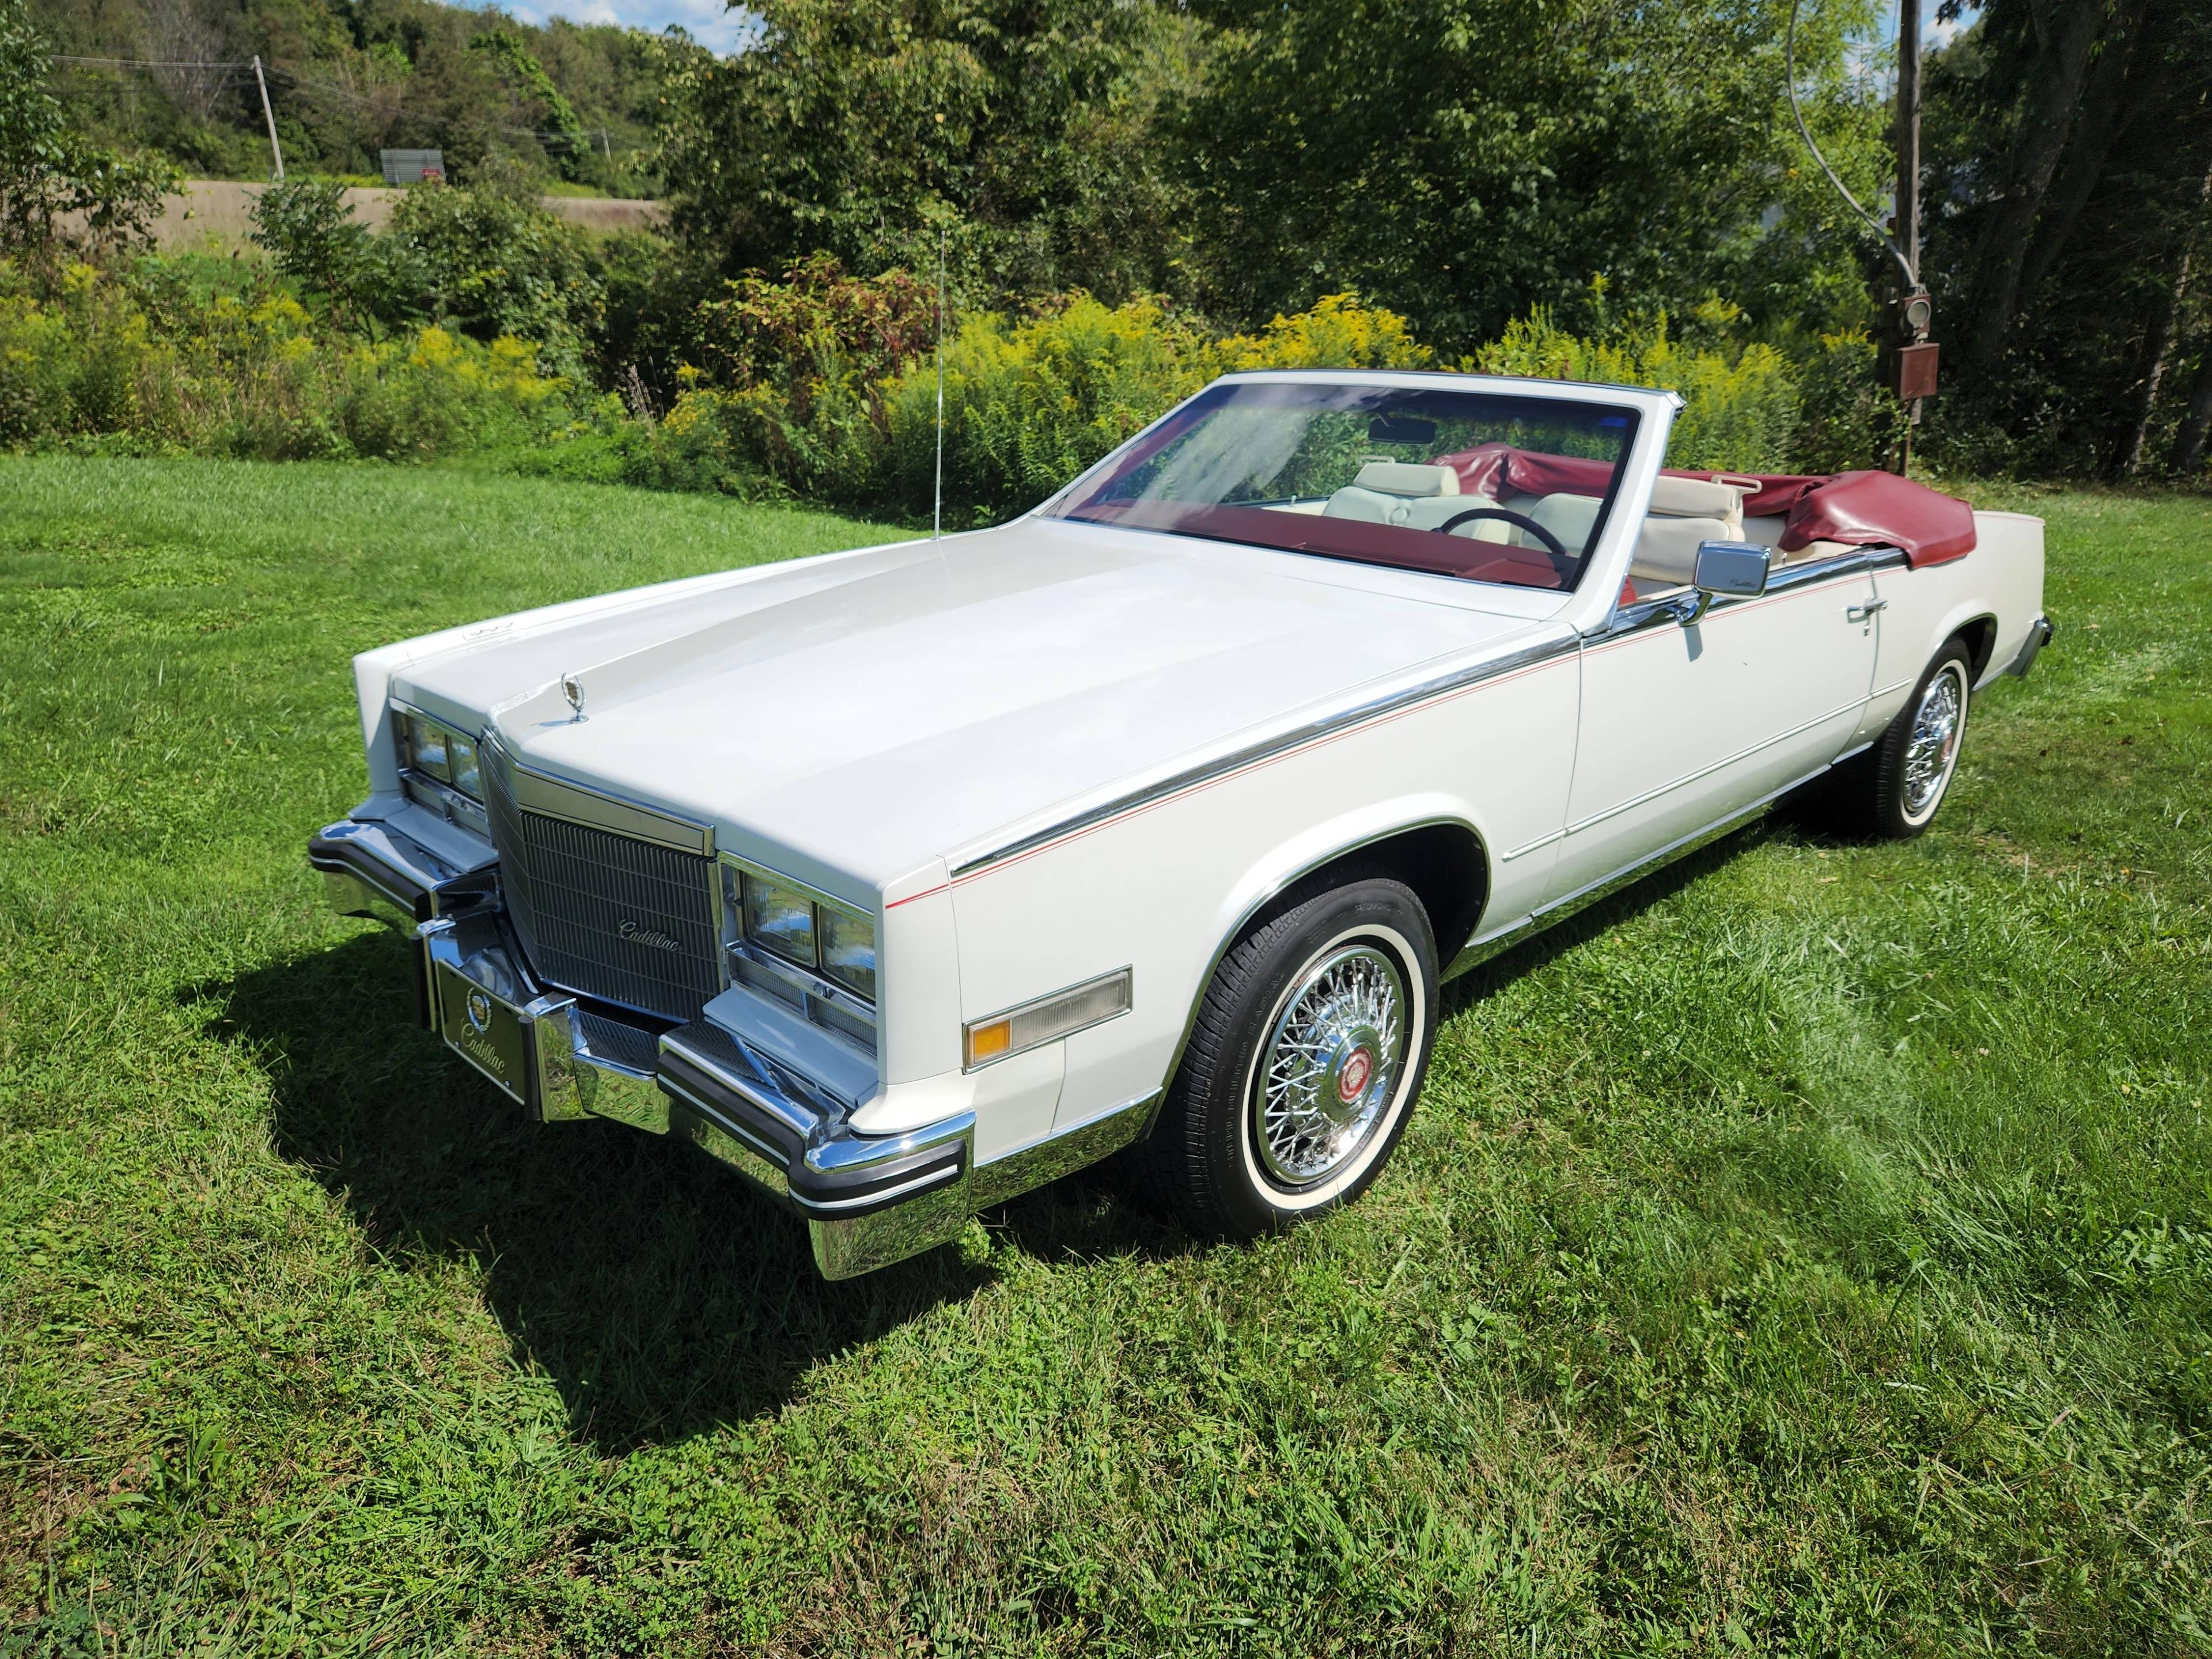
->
[16,0,2212,480]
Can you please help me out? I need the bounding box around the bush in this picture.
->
[380,171,604,372]
[1214,292,1434,373]
[657,285,1437,521]
[874,293,1221,521]
[249,178,384,325]
[0,260,577,461]
[1476,308,1802,474]
[0,0,175,262]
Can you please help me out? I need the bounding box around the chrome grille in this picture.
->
[577,1009,664,1073]
[486,757,721,1021]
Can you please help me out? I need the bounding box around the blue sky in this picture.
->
[496,0,1969,70]
[496,0,751,54]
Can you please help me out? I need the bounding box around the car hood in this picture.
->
[391,517,1564,895]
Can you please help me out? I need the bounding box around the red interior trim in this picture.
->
[1069,500,1567,588]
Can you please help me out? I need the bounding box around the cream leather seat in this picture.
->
[1630,475,1748,589]
[1450,491,1604,559]
[1323,462,1469,531]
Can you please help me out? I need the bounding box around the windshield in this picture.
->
[1046,380,1640,591]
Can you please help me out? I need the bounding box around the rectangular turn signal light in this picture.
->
[962,968,1132,1071]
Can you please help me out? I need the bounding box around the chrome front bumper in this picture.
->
[311,819,984,1280]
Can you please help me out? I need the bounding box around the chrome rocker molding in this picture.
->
[1444,754,1854,978]
[319,816,1162,1280]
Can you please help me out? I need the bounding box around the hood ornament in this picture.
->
[560,673,586,722]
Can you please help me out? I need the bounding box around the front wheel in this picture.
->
[1159,876,1439,1238]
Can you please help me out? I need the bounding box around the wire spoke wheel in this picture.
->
[1903,661,1967,820]
[1249,944,1407,1188]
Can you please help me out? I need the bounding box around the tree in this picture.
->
[0,0,173,260]
[471,28,591,177]
[1921,0,2212,475]
[653,0,1202,305]
[1163,0,1891,353]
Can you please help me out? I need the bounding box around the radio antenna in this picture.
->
[933,225,946,541]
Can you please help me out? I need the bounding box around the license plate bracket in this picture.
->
[434,962,531,1104]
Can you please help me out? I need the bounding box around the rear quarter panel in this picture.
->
[1857,510,2046,741]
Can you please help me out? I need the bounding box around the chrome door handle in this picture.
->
[1847,599,1888,622]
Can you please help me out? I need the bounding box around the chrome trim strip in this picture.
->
[949,632,1578,878]
[400,768,490,839]
[727,944,880,1037]
[479,726,714,857]
[1560,693,1870,837]
[969,1088,1166,1210]
[1594,550,1877,641]
[1500,828,1563,862]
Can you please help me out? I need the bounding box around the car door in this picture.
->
[1544,558,1881,905]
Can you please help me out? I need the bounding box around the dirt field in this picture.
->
[137,180,667,250]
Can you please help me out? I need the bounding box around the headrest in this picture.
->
[1353,461,1460,498]
[1648,475,1745,518]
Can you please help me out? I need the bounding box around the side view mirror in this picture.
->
[1677,540,1772,624]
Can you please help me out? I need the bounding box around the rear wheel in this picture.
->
[1819,638,1974,839]
[1158,876,1438,1238]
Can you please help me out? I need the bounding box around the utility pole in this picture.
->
[252,55,284,181]
[1896,0,1921,289]
[1892,0,1936,474]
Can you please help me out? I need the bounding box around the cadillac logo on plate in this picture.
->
[465,988,494,1033]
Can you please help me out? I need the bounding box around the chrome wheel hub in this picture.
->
[1252,945,1406,1187]
[1904,666,1965,817]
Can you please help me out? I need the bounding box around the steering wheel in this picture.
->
[1434,506,1572,563]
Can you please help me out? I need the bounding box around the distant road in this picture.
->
[140,180,668,248]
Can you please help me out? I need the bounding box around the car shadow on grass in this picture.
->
[199,818,1796,1445]
[191,931,994,1446]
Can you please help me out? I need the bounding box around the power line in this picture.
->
[54,54,253,67]
[51,53,613,146]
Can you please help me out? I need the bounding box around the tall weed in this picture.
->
[0,261,576,461]
[1477,307,1802,472]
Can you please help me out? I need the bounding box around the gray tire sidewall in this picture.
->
[1198,881,1438,1231]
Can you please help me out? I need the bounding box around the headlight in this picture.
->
[397,709,483,801]
[722,860,878,1013]
[741,872,817,967]
[819,907,876,1001]
[448,733,481,799]
[405,713,450,782]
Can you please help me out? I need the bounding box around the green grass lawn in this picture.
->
[1,458,2207,1656]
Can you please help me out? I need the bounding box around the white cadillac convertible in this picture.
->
[312,371,2051,1277]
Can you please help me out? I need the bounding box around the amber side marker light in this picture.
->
[962,968,1132,1071]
